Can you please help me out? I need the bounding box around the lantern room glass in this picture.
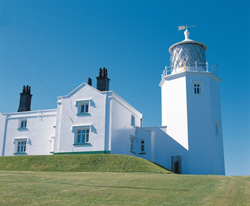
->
[170,43,206,69]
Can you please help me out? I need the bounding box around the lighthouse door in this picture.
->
[171,156,181,174]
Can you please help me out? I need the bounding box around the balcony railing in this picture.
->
[161,62,218,78]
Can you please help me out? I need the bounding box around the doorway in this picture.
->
[171,155,181,174]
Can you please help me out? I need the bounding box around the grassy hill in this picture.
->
[0,154,172,174]
[0,171,249,205]
[1,155,249,205]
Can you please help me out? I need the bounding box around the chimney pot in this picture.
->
[18,85,32,112]
[96,68,110,91]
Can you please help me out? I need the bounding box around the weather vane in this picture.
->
[178,24,196,31]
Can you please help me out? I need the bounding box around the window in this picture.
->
[17,141,26,153]
[75,99,91,116]
[80,104,89,113]
[131,115,135,127]
[18,120,27,130]
[130,138,134,152]
[50,136,55,153]
[194,84,200,94]
[215,123,219,136]
[76,129,90,144]
[140,140,145,152]
[130,135,136,154]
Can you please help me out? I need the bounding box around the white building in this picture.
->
[0,29,225,175]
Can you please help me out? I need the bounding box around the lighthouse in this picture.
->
[159,26,225,175]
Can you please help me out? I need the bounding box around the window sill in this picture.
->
[73,143,91,146]
[13,152,27,155]
[17,128,28,131]
[139,152,146,155]
[130,151,136,154]
[77,113,90,116]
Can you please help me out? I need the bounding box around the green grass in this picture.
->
[0,155,249,205]
[0,171,249,205]
[0,154,172,173]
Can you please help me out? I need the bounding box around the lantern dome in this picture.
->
[169,29,207,70]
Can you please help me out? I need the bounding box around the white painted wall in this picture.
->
[160,73,189,151]
[110,92,142,155]
[54,83,107,154]
[2,110,56,156]
[159,73,190,173]
[135,127,153,161]
[143,126,168,167]
[159,71,225,174]
[186,72,225,175]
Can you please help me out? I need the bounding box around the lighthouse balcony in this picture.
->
[161,62,218,78]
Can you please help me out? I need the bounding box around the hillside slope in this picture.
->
[0,171,249,205]
[0,154,172,174]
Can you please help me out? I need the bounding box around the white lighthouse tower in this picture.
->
[159,26,225,175]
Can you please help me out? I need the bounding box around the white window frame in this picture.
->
[18,119,27,129]
[80,104,89,114]
[13,137,28,154]
[131,115,135,127]
[194,83,201,94]
[140,139,145,153]
[130,135,136,153]
[72,125,92,145]
[190,80,204,95]
[17,141,26,153]
[75,99,91,116]
[76,129,90,144]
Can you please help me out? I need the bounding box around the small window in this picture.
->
[131,115,135,127]
[80,104,89,114]
[76,129,90,144]
[130,138,134,152]
[76,100,91,116]
[215,123,219,136]
[18,120,27,129]
[194,84,200,94]
[17,141,26,153]
[129,135,136,154]
[141,140,145,152]
[130,136,136,153]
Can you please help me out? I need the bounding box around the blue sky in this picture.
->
[0,0,249,176]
